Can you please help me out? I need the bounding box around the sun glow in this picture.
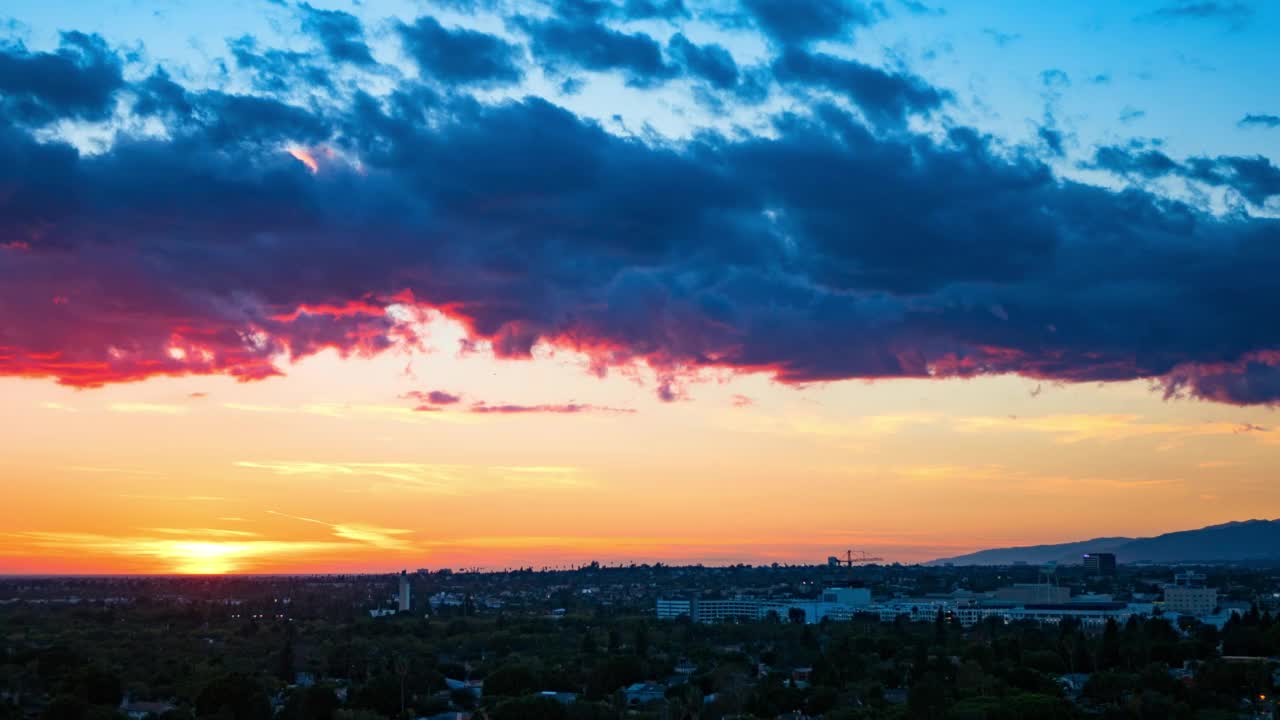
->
[166,541,244,574]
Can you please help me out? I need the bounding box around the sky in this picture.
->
[1,0,1279,574]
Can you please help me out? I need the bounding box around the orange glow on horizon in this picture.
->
[3,315,1280,575]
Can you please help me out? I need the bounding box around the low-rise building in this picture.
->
[993,584,1070,604]
[1164,573,1217,616]
[623,683,666,706]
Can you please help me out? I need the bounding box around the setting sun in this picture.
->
[166,542,243,575]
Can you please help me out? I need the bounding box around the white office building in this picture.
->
[1163,573,1217,617]
[656,587,872,624]
[658,590,1153,629]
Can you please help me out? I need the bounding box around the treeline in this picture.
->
[3,603,1279,720]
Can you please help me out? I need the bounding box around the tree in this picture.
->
[276,625,296,684]
[634,623,649,658]
[483,665,540,698]
[281,687,339,720]
[1097,618,1121,671]
[196,674,272,720]
[42,695,88,720]
[490,696,567,720]
[79,668,122,707]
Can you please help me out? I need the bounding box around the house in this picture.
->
[444,678,483,699]
[120,701,175,720]
[623,682,666,706]
[1057,673,1090,700]
[536,691,577,704]
[883,689,909,705]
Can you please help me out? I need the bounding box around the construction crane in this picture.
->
[831,549,884,567]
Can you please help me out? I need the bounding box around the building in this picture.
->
[1082,552,1117,576]
[657,592,1153,630]
[993,584,1070,604]
[623,683,666,706]
[656,587,871,624]
[120,701,175,720]
[953,602,1152,631]
[656,599,692,620]
[398,570,411,612]
[1164,573,1217,616]
[822,586,872,606]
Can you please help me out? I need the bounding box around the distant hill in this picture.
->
[930,519,1280,566]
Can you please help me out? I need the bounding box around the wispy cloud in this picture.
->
[266,510,413,550]
[403,389,462,407]
[717,410,942,443]
[1239,113,1280,129]
[147,527,261,538]
[468,402,634,414]
[236,460,594,493]
[1140,1,1254,27]
[491,465,594,488]
[64,465,162,476]
[847,463,1184,497]
[40,402,77,412]
[235,460,466,493]
[403,388,635,415]
[952,413,1276,445]
[1197,460,1242,469]
[109,403,187,415]
[982,28,1021,47]
[222,402,296,413]
[117,493,226,501]
[224,401,478,424]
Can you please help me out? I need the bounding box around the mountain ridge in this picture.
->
[929,518,1280,565]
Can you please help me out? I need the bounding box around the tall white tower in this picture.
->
[398,570,411,612]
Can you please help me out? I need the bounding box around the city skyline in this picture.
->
[2,0,1279,575]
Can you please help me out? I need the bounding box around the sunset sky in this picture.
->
[2,0,1279,574]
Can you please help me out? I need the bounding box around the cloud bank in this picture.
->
[1,0,1279,405]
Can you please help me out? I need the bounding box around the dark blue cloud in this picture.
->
[982,28,1021,47]
[1091,144,1181,178]
[228,35,332,93]
[1184,155,1280,205]
[622,0,688,20]
[1093,144,1280,205]
[741,0,883,46]
[547,0,688,21]
[1039,69,1070,89]
[772,48,947,128]
[1239,113,1280,129]
[899,0,944,16]
[1145,1,1254,24]
[1038,126,1065,157]
[3,25,1280,408]
[0,32,123,126]
[298,2,376,66]
[397,17,523,86]
[518,13,674,87]
[130,68,192,118]
[667,33,738,90]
